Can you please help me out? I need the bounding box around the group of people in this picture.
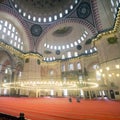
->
[68,95,80,102]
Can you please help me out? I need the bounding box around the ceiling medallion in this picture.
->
[77,2,91,19]
[77,45,82,50]
[30,24,42,37]
[56,50,60,55]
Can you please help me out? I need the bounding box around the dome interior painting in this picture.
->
[0,0,118,61]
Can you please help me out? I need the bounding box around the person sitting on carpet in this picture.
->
[68,96,72,102]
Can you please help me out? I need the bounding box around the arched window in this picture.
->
[62,65,65,72]
[63,77,66,82]
[93,64,99,70]
[68,63,74,71]
[78,75,83,80]
[77,62,81,70]
[67,51,71,58]
[49,70,54,76]
[93,64,101,81]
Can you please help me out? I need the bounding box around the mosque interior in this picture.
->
[0,0,120,99]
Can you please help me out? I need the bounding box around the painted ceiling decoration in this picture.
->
[77,2,91,19]
[56,50,61,55]
[10,0,79,23]
[30,24,42,37]
[76,44,82,50]
[0,0,119,62]
[85,39,92,45]
[44,50,52,54]
[52,26,73,37]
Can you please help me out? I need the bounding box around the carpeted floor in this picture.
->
[0,97,120,120]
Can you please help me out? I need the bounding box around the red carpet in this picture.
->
[0,97,120,120]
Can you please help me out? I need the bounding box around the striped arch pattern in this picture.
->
[91,0,103,31]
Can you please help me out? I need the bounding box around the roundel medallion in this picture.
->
[77,45,82,50]
[77,2,91,19]
[56,50,60,55]
[31,24,42,37]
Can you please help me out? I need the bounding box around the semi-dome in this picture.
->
[0,0,119,61]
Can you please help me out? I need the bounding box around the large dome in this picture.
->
[10,0,78,23]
